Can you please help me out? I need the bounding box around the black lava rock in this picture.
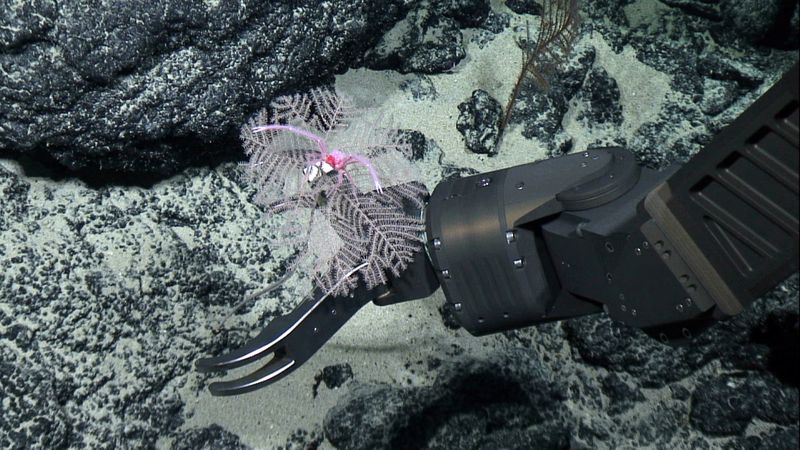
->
[396,129,430,161]
[365,8,466,74]
[690,373,799,436]
[323,349,571,450]
[697,79,741,116]
[280,428,324,450]
[578,67,623,126]
[313,363,354,398]
[456,89,502,155]
[0,354,71,450]
[171,425,249,450]
[511,43,596,142]
[431,0,491,28]
[564,276,799,389]
[723,426,800,449]
[751,310,800,387]
[0,166,30,231]
[505,0,543,16]
[659,0,723,21]
[600,373,645,415]
[0,1,409,182]
[719,0,800,48]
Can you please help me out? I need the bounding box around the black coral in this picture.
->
[498,0,581,138]
[242,88,426,296]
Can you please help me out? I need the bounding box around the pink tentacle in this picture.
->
[253,124,330,155]
[348,154,383,193]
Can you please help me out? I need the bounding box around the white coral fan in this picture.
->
[241,88,427,296]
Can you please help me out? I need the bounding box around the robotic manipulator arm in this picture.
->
[196,63,798,396]
[424,62,799,344]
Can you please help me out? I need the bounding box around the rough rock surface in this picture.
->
[324,350,572,450]
[456,89,503,155]
[366,0,491,74]
[0,1,412,182]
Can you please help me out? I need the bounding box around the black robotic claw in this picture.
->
[196,250,439,396]
[195,284,373,396]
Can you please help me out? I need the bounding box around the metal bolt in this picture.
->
[685,297,693,305]
[634,247,642,256]
[505,230,516,244]
[620,304,627,312]
[432,238,441,250]
[576,222,587,237]
[478,177,492,187]
[453,302,462,311]
[583,152,590,158]
[642,241,650,249]
[631,309,637,316]
[441,269,451,279]
[515,182,526,190]
[513,258,525,268]
[676,304,684,312]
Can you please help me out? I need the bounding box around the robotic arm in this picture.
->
[425,62,798,343]
[197,63,799,395]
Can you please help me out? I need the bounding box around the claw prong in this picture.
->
[207,355,296,396]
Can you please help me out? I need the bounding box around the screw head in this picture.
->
[513,258,524,268]
[478,177,492,187]
[432,238,441,250]
[441,269,451,279]
[453,302,462,311]
[505,230,516,244]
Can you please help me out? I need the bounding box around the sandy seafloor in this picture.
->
[1,1,798,449]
